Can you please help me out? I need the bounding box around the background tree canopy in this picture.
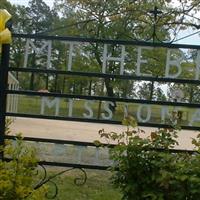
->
[1,0,200,104]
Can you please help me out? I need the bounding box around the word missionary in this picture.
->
[41,97,200,126]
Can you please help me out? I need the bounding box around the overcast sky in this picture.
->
[8,0,200,45]
[9,0,54,7]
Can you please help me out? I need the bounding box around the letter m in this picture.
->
[23,39,52,68]
[40,97,60,116]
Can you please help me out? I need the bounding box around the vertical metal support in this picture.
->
[0,44,10,159]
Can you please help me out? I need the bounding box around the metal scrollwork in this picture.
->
[45,180,58,199]
[34,164,48,188]
[30,164,88,199]
[74,168,87,186]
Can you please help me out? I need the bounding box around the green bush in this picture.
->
[98,116,200,200]
[0,135,47,200]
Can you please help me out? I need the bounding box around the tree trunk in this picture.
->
[104,78,116,112]
[88,80,92,95]
[29,52,36,90]
[73,82,76,94]
[30,72,35,90]
[149,81,154,100]
[94,46,116,111]
[80,83,83,94]
[189,86,193,103]
[45,73,49,90]
[54,74,58,92]
[62,76,66,93]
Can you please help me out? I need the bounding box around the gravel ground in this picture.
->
[9,117,199,150]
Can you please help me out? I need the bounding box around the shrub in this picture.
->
[98,116,200,200]
[0,135,47,200]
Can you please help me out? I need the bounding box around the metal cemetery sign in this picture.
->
[0,33,200,171]
[7,34,200,130]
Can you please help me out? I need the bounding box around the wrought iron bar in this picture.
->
[8,67,200,85]
[5,135,197,154]
[12,33,200,49]
[4,112,200,131]
[6,89,200,108]
[0,44,10,159]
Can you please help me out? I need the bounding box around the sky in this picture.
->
[8,0,200,45]
[9,0,54,7]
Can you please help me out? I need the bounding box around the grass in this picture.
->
[46,169,122,200]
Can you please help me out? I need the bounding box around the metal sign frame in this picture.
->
[1,33,200,170]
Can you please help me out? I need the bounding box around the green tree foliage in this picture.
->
[26,0,58,34]
[23,0,59,90]
[59,0,169,39]
[51,0,200,101]
[167,51,200,103]
[2,0,59,90]
[3,0,200,99]
[52,0,176,102]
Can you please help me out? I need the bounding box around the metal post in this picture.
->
[0,44,10,159]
